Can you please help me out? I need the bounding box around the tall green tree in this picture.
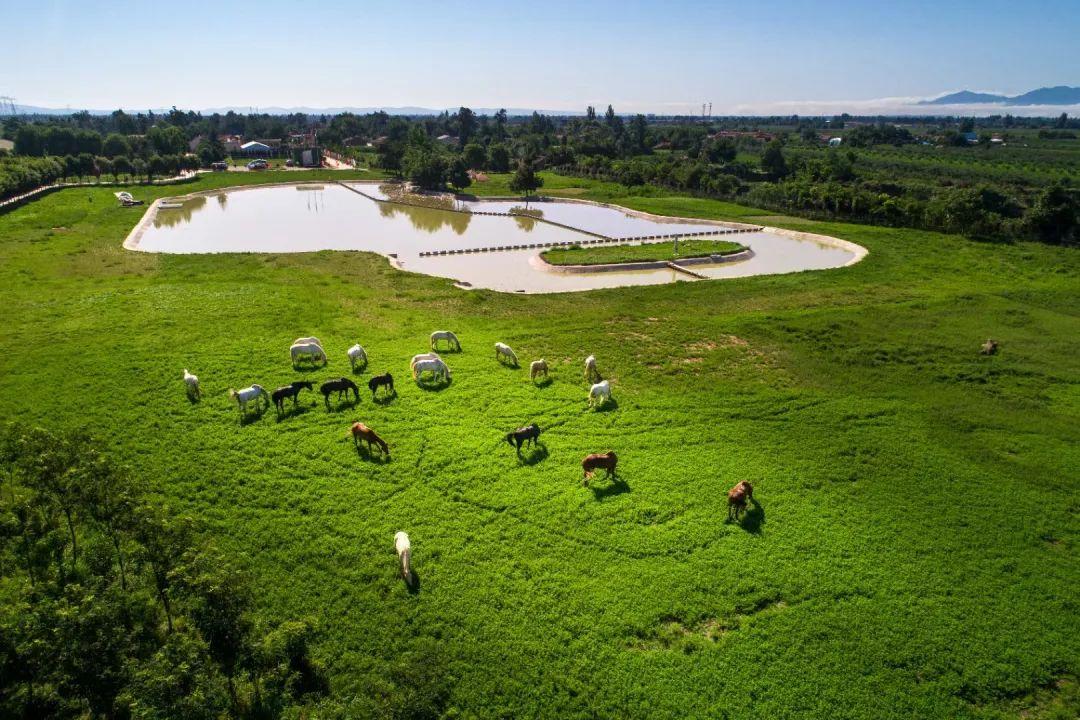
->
[509,159,543,198]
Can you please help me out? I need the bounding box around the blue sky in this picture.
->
[2,0,1077,113]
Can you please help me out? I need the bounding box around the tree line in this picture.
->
[0,425,331,719]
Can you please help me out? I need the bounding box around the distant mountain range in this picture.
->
[920,85,1080,106]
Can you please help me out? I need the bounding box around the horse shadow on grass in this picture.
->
[186,392,201,405]
[588,473,630,500]
[275,402,316,423]
[325,398,360,413]
[533,377,553,389]
[415,377,452,392]
[372,389,398,406]
[404,570,421,595]
[292,361,327,374]
[350,361,368,375]
[354,442,391,464]
[238,407,268,427]
[738,499,765,535]
[516,442,548,466]
[592,397,619,413]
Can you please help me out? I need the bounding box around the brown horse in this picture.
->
[351,422,389,457]
[582,451,617,484]
[727,480,754,521]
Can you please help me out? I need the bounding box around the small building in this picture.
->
[240,141,272,155]
[962,131,979,144]
[435,134,459,147]
[219,135,244,153]
[828,137,843,147]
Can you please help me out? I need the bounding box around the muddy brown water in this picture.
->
[134,184,858,293]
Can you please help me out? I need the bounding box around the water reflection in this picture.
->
[153,195,206,228]
[378,201,471,235]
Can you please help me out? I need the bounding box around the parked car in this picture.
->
[210,161,228,171]
[247,159,269,170]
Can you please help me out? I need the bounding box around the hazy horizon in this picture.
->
[4,0,1077,117]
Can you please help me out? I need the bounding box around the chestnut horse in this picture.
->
[582,451,617,483]
[351,422,389,457]
[727,480,754,520]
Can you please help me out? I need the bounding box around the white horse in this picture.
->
[229,384,268,415]
[290,341,326,366]
[430,330,461,351]
[584,355,600,382]
[410,351,440,369]
[293,336,322,348]
[413,357,450,383]
[530,359,549,380]
[495,342,518,366]
[347,343,367,370]
[588,379,611,407]
[182,369,200,399]
[394,531,412,581]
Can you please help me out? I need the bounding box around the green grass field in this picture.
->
[0,170,1077,718]
[542,239,746,266]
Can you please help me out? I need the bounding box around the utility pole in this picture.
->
[0,96,16,115]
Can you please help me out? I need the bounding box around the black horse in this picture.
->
[272,380,313,414]
[505,423,541,452]
[320,377,360,409]
[368,372,394,399]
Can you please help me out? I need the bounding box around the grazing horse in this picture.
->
[505,423,541,451]
[272,380,313,413]
[394,531,412,581]
[320,377,359,409]
[291,341,326,366]
[588,379,611,407]
[530,359,549,380]
[182,369,200,400]
[981,338,999,356]
[351,422,389,457]
[347,343,368,370]
[229,385,268,415]
[368,372,394,398]
[410,352,440,369]
[495,342,518,366]
[430,330,461,351]
[727,480,754,521]
[582,451,617,483]
[412,357,450,383]
[584,355,600,382]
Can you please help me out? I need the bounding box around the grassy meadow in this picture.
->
[0,170,1077,718]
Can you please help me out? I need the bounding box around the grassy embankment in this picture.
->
[0,168,1077,718]
[541,239,746,266]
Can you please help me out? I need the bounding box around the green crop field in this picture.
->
[0,170,1077,718]
[541,239,746,266]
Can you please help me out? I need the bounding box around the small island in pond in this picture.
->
[541,238,747,266]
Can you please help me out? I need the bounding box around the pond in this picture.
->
[128,183,863,293]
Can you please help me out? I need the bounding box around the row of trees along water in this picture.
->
[2,105,1077,243]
